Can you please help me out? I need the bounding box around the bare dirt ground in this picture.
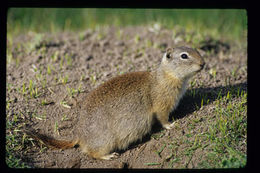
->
[6,26,247,168]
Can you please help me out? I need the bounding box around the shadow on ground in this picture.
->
[172,82,247,120]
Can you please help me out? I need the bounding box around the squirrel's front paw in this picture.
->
[163,122,175,130]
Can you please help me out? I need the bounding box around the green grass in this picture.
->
[6,113,31,168]
[7,8,247,41]
[199,89,247,168]
[187,87,246,168]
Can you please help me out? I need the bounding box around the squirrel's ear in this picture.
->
[166,48,174,54]
[165,48,173,59]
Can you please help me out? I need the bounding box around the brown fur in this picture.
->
[24,47,205,160]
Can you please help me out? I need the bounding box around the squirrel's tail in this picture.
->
[23,129,79,149]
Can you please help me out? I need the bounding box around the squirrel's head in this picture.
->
[161,46,205,80]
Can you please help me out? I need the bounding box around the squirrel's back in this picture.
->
[84,71,154,112]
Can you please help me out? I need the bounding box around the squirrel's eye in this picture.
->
[181,53,188,59]
[166,53,171,59]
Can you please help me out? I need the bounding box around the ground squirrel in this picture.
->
[24,46,205,160]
